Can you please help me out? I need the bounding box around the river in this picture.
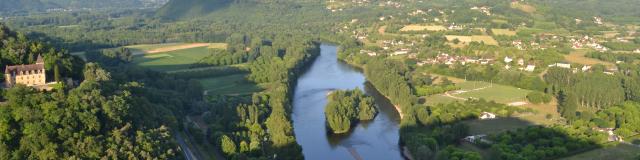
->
[292,44,404,160]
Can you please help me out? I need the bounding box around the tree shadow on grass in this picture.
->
[400,113,606,160]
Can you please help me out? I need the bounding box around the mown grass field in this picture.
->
[425,81,531,105]
[198,73,262,96]
[560,143,640,160]
[132,46,211,72]
[128,43,260,96]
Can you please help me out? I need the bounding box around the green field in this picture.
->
[132,46,211,72]
[198,73,262,96]
[424,81,532,105]
[560,144,640,160]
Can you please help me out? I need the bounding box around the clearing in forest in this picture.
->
[198,73,262,96]
[132,46,212,72]
[510,2,536,13]
[400,25,447,32]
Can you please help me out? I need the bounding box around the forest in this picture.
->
[193,34,320,159]
[0,25,202,159]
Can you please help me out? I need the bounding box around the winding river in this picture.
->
[292,44,403,160]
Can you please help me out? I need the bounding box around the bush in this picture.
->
[527,91,552,104]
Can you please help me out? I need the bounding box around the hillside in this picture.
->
[155,0,233,20]
[0,0,169,14]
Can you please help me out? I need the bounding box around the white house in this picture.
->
[464,134,489,143]
[525,65,536,72]
[582,65,591,72]
[504,56,513,63]
[479,112,496,120]
[392,50,409,56]
[549,63,571,69]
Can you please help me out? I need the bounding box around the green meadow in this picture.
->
[129,44,261,96]
[198,73,262,96]
[132,46,211,72]
[424,81,532,106]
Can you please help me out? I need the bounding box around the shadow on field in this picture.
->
[400,114,605,160]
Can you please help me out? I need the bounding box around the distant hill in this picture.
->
[0,0,169,14]
[155,0,233,20]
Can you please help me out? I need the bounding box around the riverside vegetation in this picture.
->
[324,89,377,134]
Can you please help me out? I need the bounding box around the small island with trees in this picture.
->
[324,89,377,134]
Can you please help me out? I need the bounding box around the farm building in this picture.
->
[463,134,491,144]
[524,65,536,72]
[479,112,496,120]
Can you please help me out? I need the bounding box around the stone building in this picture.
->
[4,55,46,87]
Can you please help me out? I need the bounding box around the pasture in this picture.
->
[400,25,447,32]
[560,143,640,160]
[198,73,262,96]
[564,49,615,67]
[491,29,517,36]
[132,46,212,72]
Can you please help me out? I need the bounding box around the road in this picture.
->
[176,134,198,160]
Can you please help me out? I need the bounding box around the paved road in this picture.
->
[176,134,198,160]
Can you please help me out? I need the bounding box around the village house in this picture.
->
[524,65,536,72]
[4,55,50,89]
[464,134,491,144]
[549,63,571,69]
[594,127,623,142]
[504,56,513,63]
[582,65,592,72]
[593,16,604,25]
[359,50,377,56]
[392,49,410,56]
[479,112,496,120]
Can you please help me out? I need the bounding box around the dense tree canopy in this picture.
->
[324,89,376,134]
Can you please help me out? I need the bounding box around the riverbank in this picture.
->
[292,44,403,160]
[336,58,405,120]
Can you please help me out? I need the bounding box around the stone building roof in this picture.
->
[4,55,45,75]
